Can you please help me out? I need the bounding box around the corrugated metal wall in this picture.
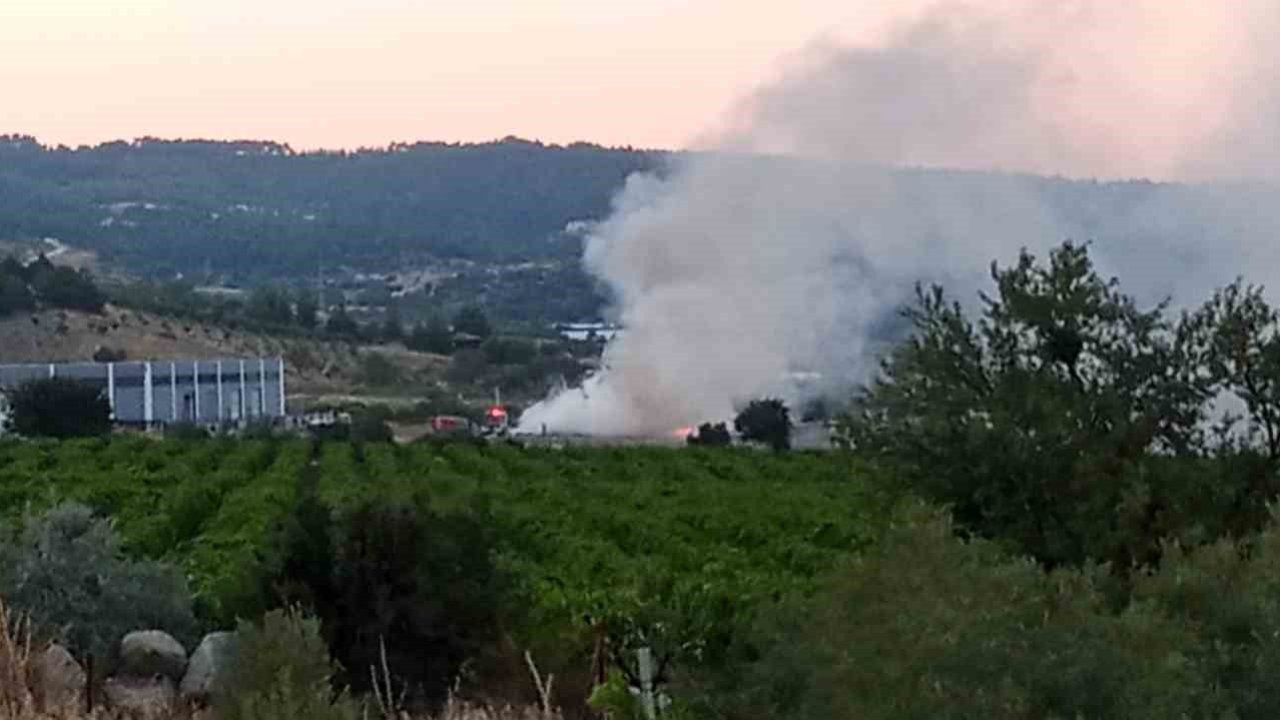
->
[0,357,285,425]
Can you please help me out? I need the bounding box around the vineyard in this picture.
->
[0,437,881,691]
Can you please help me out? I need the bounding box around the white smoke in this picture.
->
[519,1,1280,437]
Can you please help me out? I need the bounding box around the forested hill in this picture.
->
[0,135,665,280]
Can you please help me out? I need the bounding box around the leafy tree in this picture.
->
[380,303,404,343]
[324,305,359,338]
[481,337,537,365]
[408,314,454,355]
[734,399,792,451]
[5,377,111,438]
[246,287,295,326]
[452,305,492,339]
[840,242,1215,568]
[295,292,319,331]
[276,498,508,707]
[0,270,35,316]
[30,266,105,312]
[688,422,732,447]
[1188,279,1280,462]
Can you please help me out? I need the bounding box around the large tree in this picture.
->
[5,377,112,438]
[840,242,1216,568]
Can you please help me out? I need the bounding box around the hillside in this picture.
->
[0,305,449,399]
[0,135,665,282]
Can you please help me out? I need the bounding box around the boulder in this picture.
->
[179,631,235,702]
[103,676,176,719]
[119,630,188,681]
[30,642,85,711]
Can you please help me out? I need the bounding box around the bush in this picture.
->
[722,504,1210,720]
[214,607,357,720]
[0,503,195,667]
[5,378,111,438]
[277,497,509,708]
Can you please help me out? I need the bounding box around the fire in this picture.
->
[672,426,695,439]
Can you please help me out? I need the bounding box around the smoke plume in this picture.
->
[519,1,1280,436]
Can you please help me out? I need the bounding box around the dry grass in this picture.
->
[0,598,562,720]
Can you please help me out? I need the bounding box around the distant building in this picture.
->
[0,357,286,428]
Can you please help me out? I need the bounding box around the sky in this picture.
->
[1,0,932,150]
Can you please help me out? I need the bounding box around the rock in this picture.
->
[103,676,176,719]
[179,631,235,702]
[119,630,188,681]
[30,642,85,712]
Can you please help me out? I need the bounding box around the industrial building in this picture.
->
[0,357,285,428]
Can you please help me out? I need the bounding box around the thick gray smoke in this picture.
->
[519,1,1280,437]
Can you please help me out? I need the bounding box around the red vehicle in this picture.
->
[431,415,471,434]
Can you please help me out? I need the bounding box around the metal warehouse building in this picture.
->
[0,357,285,426]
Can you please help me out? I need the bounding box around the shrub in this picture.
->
[0,503,195,667]
[5,378,112,438]
[214,607,358,720]
[722,504,1210,720]
[277,497,509,708]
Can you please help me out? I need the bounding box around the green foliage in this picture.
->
[841,242,1221,568]
[1130,518,1280,719]
[295,292,319,331]
[246,287,295,327]
[91,345,128,362]
[0,269,35,317]
[357,353,403,388]
[452,305,492,339]
[5,377,111,438]
[727,504,1210,720]
[214,607,358,720]
[0,502,196,665]
[0,255,104,317]
[687,422,731,447]
[408,314,455,355]
[325,305,359,338]
[381,304,404,343]
[277,495,508,707]
[481,337,537,366]
[734,399,792,451]
[29,264,106,313]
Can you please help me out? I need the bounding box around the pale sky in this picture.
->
[0,0,927,150]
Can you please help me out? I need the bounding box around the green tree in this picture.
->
[30,266,105,312]
[734,399,792,451]
[5,377,112,438]
[452,304,492,339]
[840,242,1214,568]
[380,303,404,343]
[0,270,35,316]
[247,287,294,326]
[408,314,454,355]
[325,305,359,338]
[295,292,319,331]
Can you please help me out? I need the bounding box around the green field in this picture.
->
[0,437,880,674]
